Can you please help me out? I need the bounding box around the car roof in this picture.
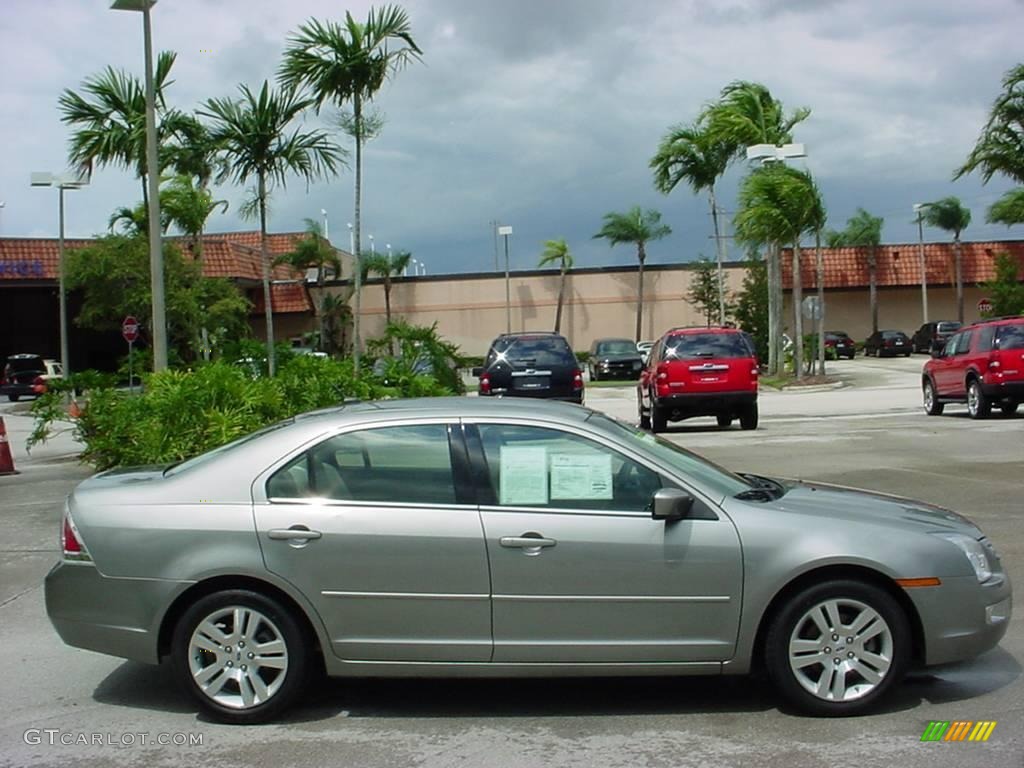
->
[962,316,1023,331]
[296,396,593,425]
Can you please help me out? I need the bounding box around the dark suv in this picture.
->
[912,321,962,354]
[922,317,1024,419]
[638,327,759,432]
[588,338,644,380]
[474,332,584,403]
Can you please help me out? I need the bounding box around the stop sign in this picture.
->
[977,297,994,315]
[122,315,140,343]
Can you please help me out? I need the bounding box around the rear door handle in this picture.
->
[500,536,556,549]
[268,527,322,541]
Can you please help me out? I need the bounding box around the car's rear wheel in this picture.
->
[8,395,18,402]
[765,580,910,716]
[716,414,732,428]
[739,403,758,430]
[172,589,310,724]
[967,379,991,419]
[1000,401,1019,417]
[922,379,944,416]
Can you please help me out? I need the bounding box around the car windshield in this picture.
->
[488,336,575,366]
[596,340,636,355]
[995,324,1024,350]
[163,418,295,476]
[664,333,749,359]
[882,331,905,339]
[586,413,753,499]
[826,332,849,340]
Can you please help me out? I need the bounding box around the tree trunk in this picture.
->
[384,274,392,327]
[554,264,566,334]
[767,243,781,376]
[259,173,276,377]
[954,236,964,323]
[635,243,646,343]
[352,94,363,374]
[317,267,327,353]
[709,188,726,324]
[816,229,825,377]
[792,241,804,379]
[868,246,878,334]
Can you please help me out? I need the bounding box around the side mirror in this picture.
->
[651,487,694,521]
[471,366,483,378]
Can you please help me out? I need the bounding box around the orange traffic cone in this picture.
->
[68,399,82,419]
[0,417,18,476]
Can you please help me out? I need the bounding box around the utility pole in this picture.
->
[498,225,513,332]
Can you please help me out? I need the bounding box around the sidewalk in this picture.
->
[0,409,83,468]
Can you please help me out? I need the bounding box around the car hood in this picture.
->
[757,479,982,537]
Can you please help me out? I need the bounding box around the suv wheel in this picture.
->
[650,396,667,433]
[922,379,944,416]
[739,403,759,430]
[967,379,991,419]
[765,580,910,716]
[716,414,732,428]
[1000,402,1019,417]
[638,389,650,429]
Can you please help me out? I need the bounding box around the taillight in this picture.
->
[885,339,894,347]
[572,369,584,390]
[479,374,491,395]
[656,363,668,381]
[61,506,91,562]
[750,366,759,378]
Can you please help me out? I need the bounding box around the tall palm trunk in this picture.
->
[709,188,726,324]
[816,229,825,377]
[383,273,392,326]
[317,267,327,353]
[954,235,964,323]
[554,264,567,334]
[792,241,804,379]
[634,242,647,343]
[868,245,878,334]
[352,94,363,372]
[258,173,276,377]
[767,243,781,376]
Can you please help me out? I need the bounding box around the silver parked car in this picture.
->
[46,398,1011,723]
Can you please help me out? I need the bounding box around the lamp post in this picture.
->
[321,208,329,241]
[913,203,929,324]
[498,225,513,332]
[369,234,375,255]
[112,0,166,371]
[31,172,88,376]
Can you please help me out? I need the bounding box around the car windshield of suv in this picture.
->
[881,331,905,339]
[587,413,753,499]
[664,333,749,359]
[996,324,1024,350]
[937,322,961,334]
[488,336,575,366]
[596,340,636,355]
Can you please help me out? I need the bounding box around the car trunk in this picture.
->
[508,360,575,398]
[992,324,1024,385]
[3,357,45,385]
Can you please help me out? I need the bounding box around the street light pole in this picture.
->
[321,208,329,241]
[914,204,929,324]
[498,225,513,333]
[112,0,166,371]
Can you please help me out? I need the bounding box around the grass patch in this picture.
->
[587,379,639,388]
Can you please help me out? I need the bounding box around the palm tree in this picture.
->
[987,188,1024,226]
[361,249,412,327]
[320,292,352,356]
[650,121,731,322]
[956,64,1024,186]
[58,51,184,204]
[826,208,884,334]
[594,207,672,343]
[923,197,972,323]
[160,175,229,259]
[537,239,574,334]
[201,81,344,376]
[273,219,342,352]
[703,80,811,156]
[279,6,422,372]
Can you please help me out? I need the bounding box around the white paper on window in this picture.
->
[550,453,613,500]
[499,445,549,505]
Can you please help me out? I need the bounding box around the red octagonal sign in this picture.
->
[122,315,140,343]
[977,297,993,316]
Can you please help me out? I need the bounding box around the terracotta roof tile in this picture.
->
[251,283,314,314]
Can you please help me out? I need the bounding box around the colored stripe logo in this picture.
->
[921,721,997,742]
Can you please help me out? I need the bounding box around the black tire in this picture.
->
[651,398,668,433]
[8,395,19,402]
[638,389,651,429]
[716,413,732,428]
[764,579,910,717]
[903,352,911,358]
[967,379,991,420]
[922,379,944,416]
[172,589,310,724]
[739,403,759,430]
[1000,402,1019,417]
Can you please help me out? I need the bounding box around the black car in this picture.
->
[1,354,62,401]
[824,331,856,359]
[473,332,583,403]
[588,337,644,381]
[864,330,912,357]
[911,321,962,354]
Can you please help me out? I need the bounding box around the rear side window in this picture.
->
[995,324,1024,350]
[487,336,575,367]
[664,333,751,359]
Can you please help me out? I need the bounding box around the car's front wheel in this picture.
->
[8,395,18,402]
[172,589,310,724]
[967,379,991,419]
[923,379,943,416]
[765,580,910,716]
[638,389,650,429]
[650,396,667,433]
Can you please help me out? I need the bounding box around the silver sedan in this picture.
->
[45,398,1011,723]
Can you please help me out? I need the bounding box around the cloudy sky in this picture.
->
[2,0,1022,274]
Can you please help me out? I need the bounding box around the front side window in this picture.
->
[955,331,974,355]
[478,424,663,512]
[267,424,457,505]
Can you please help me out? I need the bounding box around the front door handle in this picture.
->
[268,526,322,542]
[500,535,556,549]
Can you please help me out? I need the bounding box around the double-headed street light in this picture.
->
[745,143,807,163]
[913,203,930,324]
[31,171,88,377]
[111,0,166,371]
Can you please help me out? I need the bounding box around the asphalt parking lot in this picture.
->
[1,354,1022,768]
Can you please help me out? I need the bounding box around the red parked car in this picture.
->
[638,327,759,432]
[922,317,1024,419]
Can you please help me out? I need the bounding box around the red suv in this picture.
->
[638,327,759,432]
[922,317,1024,419]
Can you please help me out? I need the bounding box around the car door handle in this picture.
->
[500,536,556,549]
[268,527,322,541]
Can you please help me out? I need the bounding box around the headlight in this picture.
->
[935,533,993,582]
